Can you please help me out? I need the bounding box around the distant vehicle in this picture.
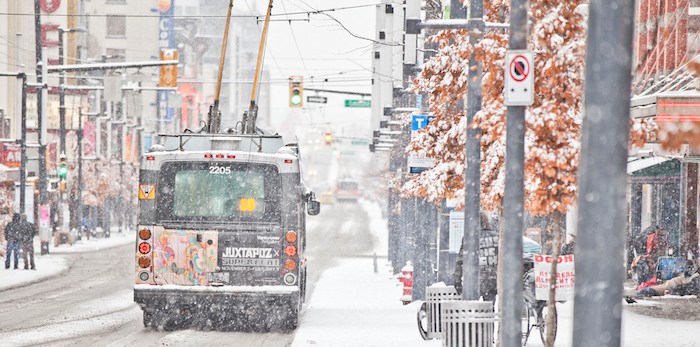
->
[335,179,361,202]
[523,237,542,254]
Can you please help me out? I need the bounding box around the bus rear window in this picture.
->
[157,162,281,223]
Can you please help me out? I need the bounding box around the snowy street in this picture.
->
[1,143,699,347]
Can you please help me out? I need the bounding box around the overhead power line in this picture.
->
[294,0,403,47]
[0,3,377,19]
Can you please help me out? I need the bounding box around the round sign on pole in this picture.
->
[509,55,530,82]
[504,51,535,106]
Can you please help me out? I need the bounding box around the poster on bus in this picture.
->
[534,254,575,301]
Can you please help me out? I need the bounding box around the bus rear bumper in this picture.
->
[134,284,299,306]
[134,284,301,329]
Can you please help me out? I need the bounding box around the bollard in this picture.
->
[441,301,497,347]
[373,252,378,274]
[425,285,461,339]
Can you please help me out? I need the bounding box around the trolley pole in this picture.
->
[462,0,485,301]
[501,0,528,344]
[572,0,636,346]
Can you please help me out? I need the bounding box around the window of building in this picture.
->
[106,15,126,38]
[105,48,126,62]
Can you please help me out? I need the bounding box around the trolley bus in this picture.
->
[133,134,320,330]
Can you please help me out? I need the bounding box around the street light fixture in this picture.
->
[58,26,87,157]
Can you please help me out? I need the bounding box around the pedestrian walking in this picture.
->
[19,214,37,270]
[4,213,21,269]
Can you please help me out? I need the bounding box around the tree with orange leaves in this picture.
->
[402,1,653,345]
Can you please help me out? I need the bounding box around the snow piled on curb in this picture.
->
[0,255,70,292]
[50,230,134,254]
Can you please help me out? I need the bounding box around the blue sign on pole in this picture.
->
[411,115,436,132]
[408,115,436,174]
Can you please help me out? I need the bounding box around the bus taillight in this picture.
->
[138,256,151,268]
[285,245,297,257]
[285,231,297,243]
[285,259,297,271]
[139,242,151,254]
[139,228,151,240]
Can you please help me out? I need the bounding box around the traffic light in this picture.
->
[323,132,333,145]
[289,76,304,108]
[58,155,68,181]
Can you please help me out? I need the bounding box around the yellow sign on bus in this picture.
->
[240,198,256,212]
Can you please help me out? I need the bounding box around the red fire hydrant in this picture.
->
[399,261,413,305]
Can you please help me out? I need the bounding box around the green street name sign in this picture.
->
[344,99,371,108]
[351,139,369,146]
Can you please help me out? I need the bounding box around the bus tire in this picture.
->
[142,309,155,328]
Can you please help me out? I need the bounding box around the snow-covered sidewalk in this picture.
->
[292,199,438,347]
[0,255,70,292]
[0,228,133,292]
[522,295,700,346]
[292,257,440,347]
[49,228,134,254]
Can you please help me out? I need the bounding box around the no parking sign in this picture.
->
[504,51,535,106]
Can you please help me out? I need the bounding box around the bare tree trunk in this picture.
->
[545,212,562,347]
[425,0,443,19]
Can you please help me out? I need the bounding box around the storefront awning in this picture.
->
[627,157,672,174]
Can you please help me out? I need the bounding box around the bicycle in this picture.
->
[521,269,558,346]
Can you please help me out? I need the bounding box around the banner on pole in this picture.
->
[159,49,179,88]
[534,254,575,301]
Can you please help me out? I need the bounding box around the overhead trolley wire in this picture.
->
[0,3,378,19]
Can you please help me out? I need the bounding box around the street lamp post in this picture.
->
[58,27,86,242]
[58,27,87,157]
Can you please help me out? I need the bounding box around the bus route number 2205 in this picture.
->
[209,166,232,174]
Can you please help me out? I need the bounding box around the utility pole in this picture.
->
[58,29,67,156]
[35,0,50,254]
[20,74,27,216]
[58,27,86,156]
[436,0,466,286]
[77,107,84,239]
[501,0,528,344]
[462,0,485,301]
[573,0,636,346]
